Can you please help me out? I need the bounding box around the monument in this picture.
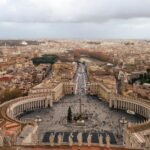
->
[58,133,62,146]
[49,133,55,146]
[98,134,103,146]
[106,134,111,148]
[87,133,92,146]
[77,132,83,146]
[68,133,73,146]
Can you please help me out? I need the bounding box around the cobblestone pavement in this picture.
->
[20,95,145,144]
[20,64,145,144]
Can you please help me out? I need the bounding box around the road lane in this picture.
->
[75,63,87,95]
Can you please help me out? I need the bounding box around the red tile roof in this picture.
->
[0,76,13,82]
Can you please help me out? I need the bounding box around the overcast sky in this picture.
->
[0,0,150,39]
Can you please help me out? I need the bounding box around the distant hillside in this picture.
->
[0,40,42,46]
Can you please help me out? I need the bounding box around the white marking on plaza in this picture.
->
[82,67,86,94]
[75,75,79,95]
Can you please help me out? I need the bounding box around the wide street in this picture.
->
[75,63,87,95]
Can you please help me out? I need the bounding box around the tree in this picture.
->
[32,54,58,65]
[147,68,150,79]
[144,73,147,80]
[67,107,72,123]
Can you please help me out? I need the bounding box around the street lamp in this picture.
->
[79,90,82,117]
[119,117,128,145]
[35,115,42,123]
[120,117,128,125]
[34,116,42,144]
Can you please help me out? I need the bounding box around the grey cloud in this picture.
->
[0,0,150,39]
[1,20,150,39]
[0,0,150,23]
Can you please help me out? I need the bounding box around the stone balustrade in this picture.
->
[0,81,149,149]
[109,94,150,119]
[88,82,150,150]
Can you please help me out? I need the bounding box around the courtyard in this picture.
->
[19,95,145,144]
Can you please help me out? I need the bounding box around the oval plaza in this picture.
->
[0,62,150,150]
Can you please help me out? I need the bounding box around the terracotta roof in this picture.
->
[0,76,13,82]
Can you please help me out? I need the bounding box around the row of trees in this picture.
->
[130,69,150,84]
[139,69,150,84]
[67,107,72,123]
[32,54,58,65]
[73,49,113,63]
